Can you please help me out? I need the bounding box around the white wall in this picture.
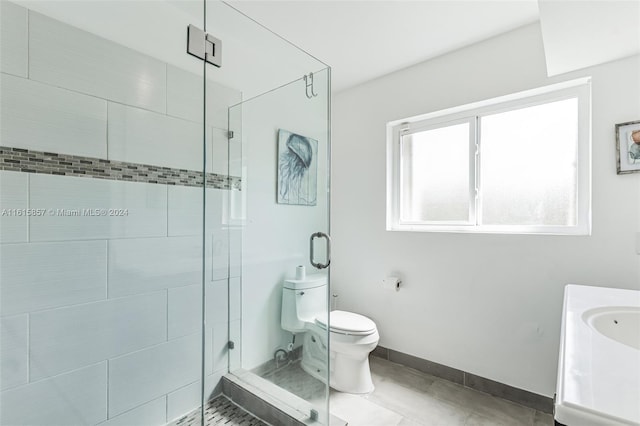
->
[332,23,640,397]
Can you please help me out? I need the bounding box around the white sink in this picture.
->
[555,285,640,426]
[583,306,640,350]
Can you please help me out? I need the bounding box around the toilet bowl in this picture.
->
[281,274,379,394]
[318,310,379,393]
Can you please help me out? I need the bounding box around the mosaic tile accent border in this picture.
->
[0,146,241,190]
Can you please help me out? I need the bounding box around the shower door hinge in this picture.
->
[187,24,222,68]
[228,341,235,350]
[228,130,234,139]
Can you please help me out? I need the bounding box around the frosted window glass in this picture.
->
[400,123,470,222]
[480,98,578,226]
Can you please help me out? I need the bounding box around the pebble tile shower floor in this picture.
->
[168,395,267,426]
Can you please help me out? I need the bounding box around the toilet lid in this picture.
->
[315,310,377,335]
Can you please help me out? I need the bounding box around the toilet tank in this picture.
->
[281,274,327,332]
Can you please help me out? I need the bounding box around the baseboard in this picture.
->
[371,346,554,414]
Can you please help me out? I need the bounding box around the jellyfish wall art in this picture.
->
[277,129,318,205]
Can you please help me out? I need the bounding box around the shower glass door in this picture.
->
[227,67,332,423]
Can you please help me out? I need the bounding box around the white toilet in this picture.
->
[281,274,379,394]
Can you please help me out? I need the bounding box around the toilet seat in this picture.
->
[315,310,377,336]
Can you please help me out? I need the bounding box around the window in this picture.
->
[387,79,591,235]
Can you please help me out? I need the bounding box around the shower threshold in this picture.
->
[166,372,346,426]
[224,371,347,426]
[166,370,347,426]
[167,395,267,426]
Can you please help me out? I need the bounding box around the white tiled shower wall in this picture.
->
[0,2,242,425]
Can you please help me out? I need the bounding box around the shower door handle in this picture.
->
[310,232,331,269]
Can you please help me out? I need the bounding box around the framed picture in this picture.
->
[277,129,318,206]
[616,120,640,174]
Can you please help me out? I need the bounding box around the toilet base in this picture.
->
[300,332,329,384]
[330,352,374,394]
[299,330,379,394]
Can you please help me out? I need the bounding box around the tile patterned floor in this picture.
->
[341,357,554,426]
[261,356,554,426]
[168,395,267,426]
[174,357,554,425]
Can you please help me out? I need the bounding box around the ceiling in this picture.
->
[24,1,635,98]
[539,0,640,76]
[228,0,541,92]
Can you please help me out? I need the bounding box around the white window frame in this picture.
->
[386,78,592,235]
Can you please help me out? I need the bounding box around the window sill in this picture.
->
[386,224,591,236]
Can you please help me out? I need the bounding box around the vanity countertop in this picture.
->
[555,284,640,426]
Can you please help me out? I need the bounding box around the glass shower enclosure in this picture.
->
[0,0,331,424]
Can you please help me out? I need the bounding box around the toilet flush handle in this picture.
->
[310,232,331,269]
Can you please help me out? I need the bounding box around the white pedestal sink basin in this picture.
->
[555,285,640,426]
[583,306,640,351]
